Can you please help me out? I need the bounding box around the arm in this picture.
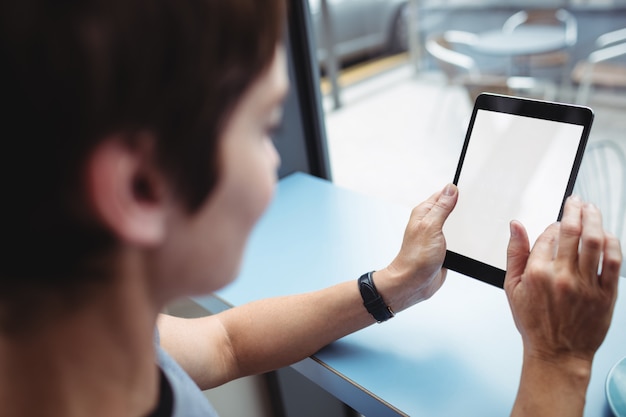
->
[505,196,623,417]
[158,184,458,389]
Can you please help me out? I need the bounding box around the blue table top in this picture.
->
[194,172,626,417]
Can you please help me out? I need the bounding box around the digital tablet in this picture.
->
[443,93,594,288]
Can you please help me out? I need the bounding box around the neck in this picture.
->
[0,251,163,417]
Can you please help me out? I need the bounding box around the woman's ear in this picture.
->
[85,132,168,246]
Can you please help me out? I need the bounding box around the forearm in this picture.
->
[511,353,592,417]
[158,268,420,390]
[217,278,376,379]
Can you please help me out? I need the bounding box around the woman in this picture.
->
[0,0,621,416]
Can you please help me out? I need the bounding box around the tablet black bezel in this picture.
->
[443,93,594,288]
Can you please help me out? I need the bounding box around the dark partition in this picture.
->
[276,0,332,180]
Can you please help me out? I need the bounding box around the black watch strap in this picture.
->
[358,271,395,323]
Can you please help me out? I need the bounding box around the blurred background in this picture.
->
[309,0,626,270]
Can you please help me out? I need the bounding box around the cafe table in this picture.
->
[471,25,571,81]
[194,172,626,417]
[472,25,568,57]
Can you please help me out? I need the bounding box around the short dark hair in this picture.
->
[0,0,286,324]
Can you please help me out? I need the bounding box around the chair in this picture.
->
[426,31,555,103]
[574,140,626,275]
[502,8,577,72]
[571,28,626,105]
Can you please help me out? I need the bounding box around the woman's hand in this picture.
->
[505,195,622,364]
[374,184,458,312]
[505,195,622,417]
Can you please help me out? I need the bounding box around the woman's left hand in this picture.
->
[374,184,458,312]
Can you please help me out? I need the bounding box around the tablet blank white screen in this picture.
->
[443,109,583,270]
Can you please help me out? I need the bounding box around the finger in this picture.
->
[420,183,458,229]
[599,233,623,293]
[578,203,604,280]
[556,195,584,264]
[529,222,561,265]
[504,220,530,291]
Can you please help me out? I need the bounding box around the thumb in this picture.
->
[505,220,530,288]
[425,184,459,228]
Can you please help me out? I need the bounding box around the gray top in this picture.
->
[156,332,220,417]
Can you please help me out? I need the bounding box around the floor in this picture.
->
[324,66,473,208]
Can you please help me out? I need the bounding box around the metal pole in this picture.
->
[320,0,342,110]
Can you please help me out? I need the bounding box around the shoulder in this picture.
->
[157,340,221,417]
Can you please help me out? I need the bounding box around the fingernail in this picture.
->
[443,184,456,196]
[570,194,581,203]
[510,221,519,238]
